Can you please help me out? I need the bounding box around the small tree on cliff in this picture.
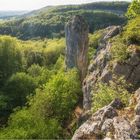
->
[127,0,140,19]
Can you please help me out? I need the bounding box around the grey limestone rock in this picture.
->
[72,98,137,140]
[72,100,119,140]
[113,117,134,140]
[65,15,89,81]
[101,119,113,134]
[134,88,140,102]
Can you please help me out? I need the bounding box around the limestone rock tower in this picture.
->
[65,15,89,81]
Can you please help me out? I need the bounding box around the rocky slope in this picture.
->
[83,25,140,111]
[71,19,140,139]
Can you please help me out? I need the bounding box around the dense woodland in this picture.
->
[0,0,140,139]
[0,2,129,40]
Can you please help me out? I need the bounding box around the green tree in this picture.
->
[27,64,52,86]
[0,109,61,139]
[29,69,81,122]
[5,73,37,109]
[0,69,81,139]
[127,0,140,19]
[0,36,22,87]
[123,15,140,44]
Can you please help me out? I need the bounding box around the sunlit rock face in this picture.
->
[83,25,140,111]
[65,15,89,81]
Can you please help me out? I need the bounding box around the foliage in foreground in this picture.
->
[0,68,81,139]
[29,69,81,122]
[0,109,61,139]
[126,0,140,19]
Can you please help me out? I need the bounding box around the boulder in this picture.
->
[113,62,133,80]
[113,117,134,140]
[72,102,118,140]
[101,119,113,134]
[103,26,121,40]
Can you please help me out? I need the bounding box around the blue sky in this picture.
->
[0,0,131,11]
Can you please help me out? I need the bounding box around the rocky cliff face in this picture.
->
[72,24,140,139]
[83,26,122,110]
[65,15,89,81]
[83,26,140,110]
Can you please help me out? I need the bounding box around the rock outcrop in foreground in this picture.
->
[65,15,89,81]
[73,89,140,140]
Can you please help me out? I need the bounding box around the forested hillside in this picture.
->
[0,2,129,40]
[1,0,140,139]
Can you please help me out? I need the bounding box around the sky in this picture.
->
[0,0,131,11]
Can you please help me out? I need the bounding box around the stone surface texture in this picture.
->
[65,15,89,81]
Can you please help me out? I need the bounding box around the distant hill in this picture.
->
[0,1,130,40]
[0,11,28,19]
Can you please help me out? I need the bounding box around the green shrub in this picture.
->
[88,47,96,62]
[0,36,22,86]
[5,72,37,109]
[0,109,61,139]
[27,64,52,86]
[126,0,140,19]
[29,69,81,122]
[110,16,140,62]
[92,77,130,112]
[89,30,103,49]
[110,36,130,62]
[0,68,81,139]
[123,16,140,44]
[88,31,104,61]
